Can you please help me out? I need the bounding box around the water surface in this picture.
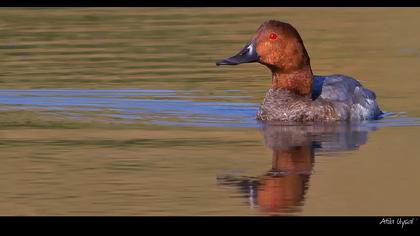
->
[0,8,420,215]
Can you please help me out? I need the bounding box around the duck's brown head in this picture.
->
[216,20,313,96]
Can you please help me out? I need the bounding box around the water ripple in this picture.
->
[1,89,419,128]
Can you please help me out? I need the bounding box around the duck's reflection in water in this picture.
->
[217,122,376,214]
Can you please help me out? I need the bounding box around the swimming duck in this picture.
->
[216,20,383,121]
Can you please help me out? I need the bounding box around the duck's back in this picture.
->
[313,74,382,120]
[256,74,383,121]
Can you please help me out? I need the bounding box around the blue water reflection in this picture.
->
[1,89,419,128]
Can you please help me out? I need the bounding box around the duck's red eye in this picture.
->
[269,33,277,40]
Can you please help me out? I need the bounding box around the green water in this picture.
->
[0,8,420,215]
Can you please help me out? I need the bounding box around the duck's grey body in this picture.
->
[256,74,383,122]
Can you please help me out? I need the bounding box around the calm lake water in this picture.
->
[0,8,420,215]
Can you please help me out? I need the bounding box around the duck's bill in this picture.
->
[216,41,259,66]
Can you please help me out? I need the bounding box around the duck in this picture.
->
[216,20,383,122]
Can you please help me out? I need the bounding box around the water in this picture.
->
[0,8,420,215]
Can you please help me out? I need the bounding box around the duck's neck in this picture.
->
[271,66,313,97]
